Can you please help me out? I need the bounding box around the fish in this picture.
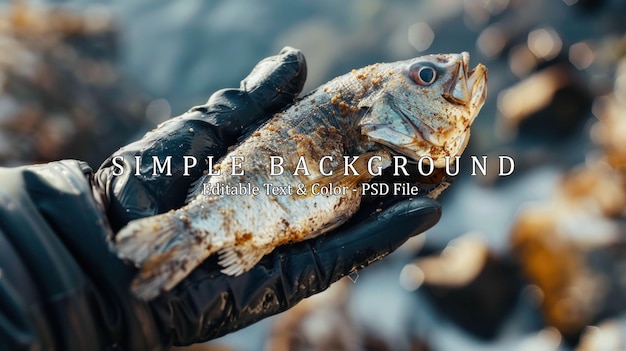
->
[115,52,488,299]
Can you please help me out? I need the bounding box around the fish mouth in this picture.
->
[443,52,488,111]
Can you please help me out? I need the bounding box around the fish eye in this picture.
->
[409,65,437,86]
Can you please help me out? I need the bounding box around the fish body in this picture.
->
[115,52,488,299]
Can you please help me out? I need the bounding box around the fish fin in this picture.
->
[217,245,267,276]
[426,181,451,200]
[357,89,385,109]
[185,174,208,204]
[301,151,391,193]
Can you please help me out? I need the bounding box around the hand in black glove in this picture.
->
[0,47,441,351]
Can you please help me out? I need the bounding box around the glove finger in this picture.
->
[151,197,440,344]
[95,48,306,230]
[242,46,307,112]
[290,197,442,289]
[94,117,225,231]
[189,46,307,142]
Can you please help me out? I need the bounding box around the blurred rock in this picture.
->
[410,234,523,340]
[263,278,359,351]
[511,204,607,342]
[569,0,609,13]
[513,327,563,351]
[497,64,593,144]
[264,278,369,351]
[507,28,626,348]
[510,165,626,343]
[591,57,626,174]
[0,1,150,166]
[575,320,625,351]
[172,344,234,351]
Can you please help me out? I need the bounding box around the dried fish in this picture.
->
[115,52,488,299]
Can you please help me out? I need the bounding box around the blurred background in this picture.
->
[2,0,626,350]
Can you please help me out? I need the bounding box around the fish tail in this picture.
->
[130,244,207,300]
[115,213,216,300]
[115,213,185,265]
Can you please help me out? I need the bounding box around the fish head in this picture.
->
[358,52,487,167]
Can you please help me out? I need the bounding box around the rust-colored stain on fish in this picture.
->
[115,52,488,299]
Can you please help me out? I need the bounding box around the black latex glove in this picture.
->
[95,47,310,233]
[0,47,441,350]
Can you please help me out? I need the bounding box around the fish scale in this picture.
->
[114,52,487,300]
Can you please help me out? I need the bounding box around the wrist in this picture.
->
[0,160,165,350]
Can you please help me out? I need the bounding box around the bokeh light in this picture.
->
[408,22,434,52]
[527,27,563,61]
[569,42,595,70]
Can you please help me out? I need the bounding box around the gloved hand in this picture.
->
[0,47,441,350]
